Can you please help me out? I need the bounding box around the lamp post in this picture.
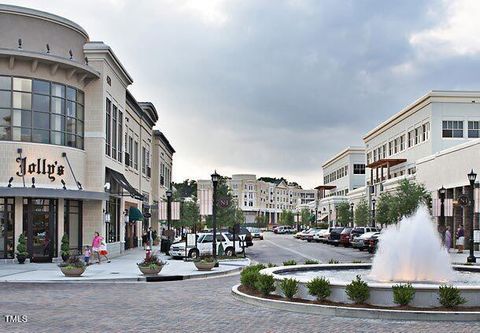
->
[166,189,172,241]
[211,171,220,259]
[467,170,477,263]
[439,186,446,244]
[371,198,376,227]
[350,202,354,227]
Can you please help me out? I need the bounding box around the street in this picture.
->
[1,234,479,332]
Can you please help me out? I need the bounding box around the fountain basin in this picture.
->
[261,264,480,308]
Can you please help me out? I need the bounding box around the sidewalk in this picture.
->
[0,247,250,283]
[450,250,480,265]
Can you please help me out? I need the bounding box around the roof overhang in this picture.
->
[366,158,407,169]
[0,187,108,200]
[315,185,336,190]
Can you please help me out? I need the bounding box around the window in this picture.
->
[118,111,123,163]
[442,120,463,138]
[468,121,480,138]
[414,127,420,144]
[382,144,387,158]
[111,105,117,159]
[0,75,84,148]
[394,138,399,154]
[353,164,365,174]
[388,141,393,156]
[408,130,414,147]
[134,141,139,170]
[105,98,111,156]
[127,136,133,166]
[400,135,405,151]
[422,122,430,141]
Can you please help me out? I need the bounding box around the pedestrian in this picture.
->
[92,232,103,264]
[99,241,111,263]
[147,227,153,247]
[444,226,452,252]
[142,231,147,249]
[456,225,465,253]
[84,245,91,265]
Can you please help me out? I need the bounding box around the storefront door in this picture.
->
[23,198,57,263]
[0,198,15,259]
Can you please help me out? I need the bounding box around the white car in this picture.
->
[351,231,379,250]
[247,227,264,240]
[169,232,243,259]
[313,228,331,243]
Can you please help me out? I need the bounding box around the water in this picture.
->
[369,205,454,282]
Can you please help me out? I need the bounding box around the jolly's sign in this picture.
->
[16,157,65,182]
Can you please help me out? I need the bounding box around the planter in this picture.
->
[194,260,217,271]
[60,266,86,277]
[16,254,27,264]
[61,254,70,262]
[138,265,164,275]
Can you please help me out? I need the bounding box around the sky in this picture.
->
[6,0,480,188]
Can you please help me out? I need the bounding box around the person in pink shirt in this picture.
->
[92,232,103,264]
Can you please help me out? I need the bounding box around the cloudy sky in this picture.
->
[7,0,480,188]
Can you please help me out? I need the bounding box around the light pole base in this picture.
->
[467,255,477,263]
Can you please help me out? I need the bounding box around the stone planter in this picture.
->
[138,265,164,275]
[60,266,86,277]
[194,260,217,271]
[16,254,27,264]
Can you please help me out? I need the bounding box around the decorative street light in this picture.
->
[211,170,220,259]
[166,189,172,241]
[371,198,376,227]
[439,186,446,243]
[467,170,477,263]
[350,202,354,227]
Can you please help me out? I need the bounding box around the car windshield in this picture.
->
[341,228,352,233]
[225,233,240,241]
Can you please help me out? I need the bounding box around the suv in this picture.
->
[350,227,380,239]
[169,232,243,259]
[339,227,353,247]
[327,227,345,246]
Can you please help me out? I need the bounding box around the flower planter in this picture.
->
[16,254,27,264]
[138,265,164,275]
[60,266,86,277]
[194,260,217,271]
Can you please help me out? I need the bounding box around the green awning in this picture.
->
[129,207,143,221]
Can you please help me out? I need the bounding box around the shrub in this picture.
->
[255,274,276,296]
[279,278,299,300]
[283,259,297,266]
[240,264,265,290]
[392,283,415,306]
[58,256,85,268]
[138,255,166,269]
[306,277,331,301]
[61,233,70,256]
[346,275,369,304]
[328,259,339,264]
[16,234,28,256]
[438,285,466,308]
[304,259,319,265]
[267,263,277,268]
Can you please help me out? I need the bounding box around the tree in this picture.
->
[354,199,370,227]
[180,200,201,230]
[300,208,311,226]
[395,179,430,219]
[336,202,351,226]
[255,214,268,228]
[376,192,395,226]
[205,177,245,229]
[279,210,295,226]
[172,179,197,199]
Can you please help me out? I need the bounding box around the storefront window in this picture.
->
[0,198,15,259]
[106,197,120,243]
[0,76,84,149]
[64,200,82,253]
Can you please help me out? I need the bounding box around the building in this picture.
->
[0,5,174,261]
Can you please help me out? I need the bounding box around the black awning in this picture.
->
[107,168,144,201]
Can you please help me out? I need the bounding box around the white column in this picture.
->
[57,198,65,258]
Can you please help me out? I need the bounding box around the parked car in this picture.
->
[339,227,353,247]
[169,232,243,259]
[295,228,311,240]
[351,231,379,251]
[304,228,322,242]
[246,227,264,240]
[368,233,381,254]
[350,226,380,240]
[327,227,345,246]
[313,228,331,243]
[274,226,295,234]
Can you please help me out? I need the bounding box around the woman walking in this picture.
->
[444,226,452,252]
[92,232,103,264]
[456,225,465,253]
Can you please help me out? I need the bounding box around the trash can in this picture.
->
[161,238,171,254]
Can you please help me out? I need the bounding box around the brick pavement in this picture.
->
[1,275,479,333]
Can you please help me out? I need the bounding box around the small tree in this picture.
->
[255,214,268,228]
[336,202,351,226]
[300,208,311,226]
[395,179,430,219]
[16,234,28,256]
[376,192,395,226]
[61,233,70,256]
[354,199,370,227]
[279,210,295,226]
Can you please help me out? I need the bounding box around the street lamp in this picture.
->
[166,189,172,241]
[439,186,446,243]
[211,170,220,259]
[467,170,477,263]
[371,198,376,227]
[350,202,354,227]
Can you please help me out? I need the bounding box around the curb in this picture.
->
[231,284,480,322]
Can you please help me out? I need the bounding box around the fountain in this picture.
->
[258,206,480,308]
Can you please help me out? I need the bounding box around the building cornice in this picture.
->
[322,146,365,169]
[153,130,175,154]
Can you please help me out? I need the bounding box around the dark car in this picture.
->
[368,233,381,254]
[220,227,253,247]
[327,227,344,246]
[339,227,353,247]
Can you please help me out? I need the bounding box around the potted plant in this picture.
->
[61,233,70,262]
[193,255,217,271]
[137,255,167,275]
[58,256,86,277]
[16,234,28,264]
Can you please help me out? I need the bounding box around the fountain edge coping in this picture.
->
[231,284,480,322]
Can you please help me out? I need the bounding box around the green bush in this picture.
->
[16,234,28,256]
[346,275,369,304]
[61,233,70,256]
[392,283,415,306]
[279,278,299,300]
[306,277,331,301]
[267,263,277,268]
[283,259,297,266]
[255,274,276,296]
[240,264,265,290]
[328,259,339,264]
[438,285,466,308]
[304,259,319,265]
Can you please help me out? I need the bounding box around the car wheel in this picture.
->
[307,239,311,242]
[188,249,199,259]
[225,247,234,257]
